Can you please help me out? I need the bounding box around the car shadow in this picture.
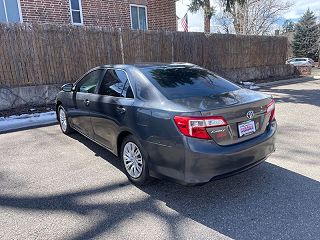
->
[1,132,313,239]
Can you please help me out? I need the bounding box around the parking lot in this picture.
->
[0,79,319,240]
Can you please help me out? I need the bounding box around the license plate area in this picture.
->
[238,120,256,137]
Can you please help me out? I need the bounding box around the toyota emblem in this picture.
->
[246,110,254,119]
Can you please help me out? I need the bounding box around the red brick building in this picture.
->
[0,0,176,31]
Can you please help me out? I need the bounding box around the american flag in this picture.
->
[181,13,188,32]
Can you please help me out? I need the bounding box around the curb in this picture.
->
[257,76,316,87]
[0,111,58,133]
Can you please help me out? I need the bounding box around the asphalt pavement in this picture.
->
[0,79,319,240]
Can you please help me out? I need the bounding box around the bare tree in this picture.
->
[216,0,293,35]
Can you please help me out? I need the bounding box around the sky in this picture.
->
[176,0,320,33]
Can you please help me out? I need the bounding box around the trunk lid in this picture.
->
[172,89,272,146]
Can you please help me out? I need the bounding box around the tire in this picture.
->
[58,105,73,134]
[120,135,152,185]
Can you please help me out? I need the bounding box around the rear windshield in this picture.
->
[140,66,240,100]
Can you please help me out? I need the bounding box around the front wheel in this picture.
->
[58,106,73,134]
[121,135,152,185]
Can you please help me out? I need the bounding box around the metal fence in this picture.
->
[0,23,288,87]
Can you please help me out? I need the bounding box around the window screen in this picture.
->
[70,0,83,24]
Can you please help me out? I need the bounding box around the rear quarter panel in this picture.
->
[138,108,188,181]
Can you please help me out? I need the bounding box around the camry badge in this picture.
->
[246,110,254,119]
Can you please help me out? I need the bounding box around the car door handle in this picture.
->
[116,106,126,114]
[84,99,90,106]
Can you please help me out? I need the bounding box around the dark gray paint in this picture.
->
[56,63,277,185]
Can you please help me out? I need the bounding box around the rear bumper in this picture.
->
[183,121,277,185]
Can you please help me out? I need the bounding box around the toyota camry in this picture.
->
[56,63,276,185]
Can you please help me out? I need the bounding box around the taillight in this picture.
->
[266,99,275,122]
[173,116,227,139]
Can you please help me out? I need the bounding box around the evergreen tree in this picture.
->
[282,20,295,33]
[293,9,319,61]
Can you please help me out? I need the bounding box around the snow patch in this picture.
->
[0,111,57,132]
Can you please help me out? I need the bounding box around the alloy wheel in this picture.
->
[123,142,143,178]
[59,108,67,132]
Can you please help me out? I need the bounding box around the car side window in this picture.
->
[76,69,105,93]
[98,69,134,98]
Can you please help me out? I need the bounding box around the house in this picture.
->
[0,0,176,31]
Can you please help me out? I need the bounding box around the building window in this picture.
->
[130,5,147,30]
[0,0,22,23]
[69,0,83,25]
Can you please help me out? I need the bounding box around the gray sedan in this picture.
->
[56,63,277,185]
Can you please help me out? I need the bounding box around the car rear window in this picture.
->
[140,66,240,100]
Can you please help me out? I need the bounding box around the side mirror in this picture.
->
[61,83,74,92]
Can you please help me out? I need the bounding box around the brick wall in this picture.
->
[19,0,176,31]
[20,0,70,25]
[147,0,177,31]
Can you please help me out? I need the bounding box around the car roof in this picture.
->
[94,62,196,70]
[293,58,308,61]
[133,62,195,68]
